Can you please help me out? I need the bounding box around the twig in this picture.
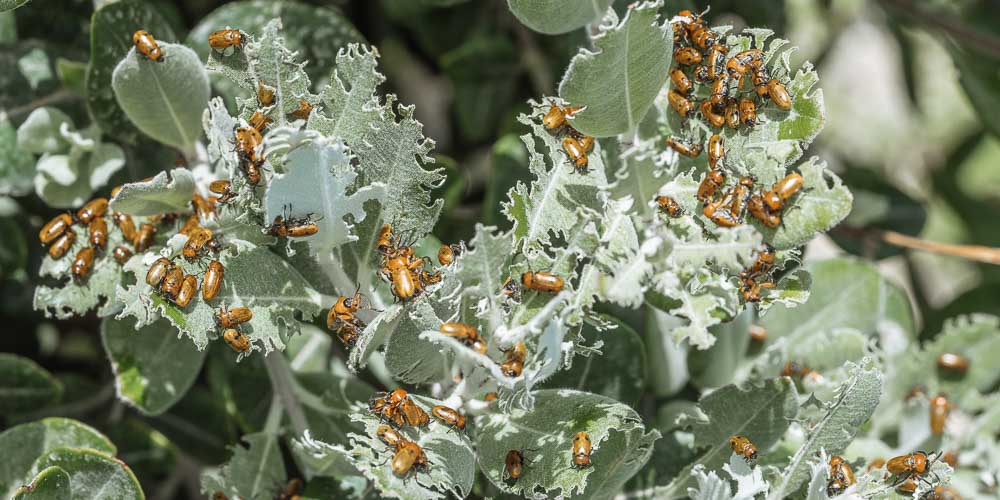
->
[878,0,1000,59]
[263,351,310,437]
[3,90,78,119]
[837,226,1000,265]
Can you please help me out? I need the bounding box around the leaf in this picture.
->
[477,389,659,498]
[383,299,448,384]
[112,42,209,150]
[202,432,285,500]
[309,45,445,241]
[263,133,384,256]
[766,358,883,499]
[29,448,142,500]
[0,116,35,197]
[559,1,672,137]
[688,309,753,389]
[294,369,373,445]
[16,107,72,154]
[507,0,613,35]
[950,45,1000,139]
[656,377,798,498]
[0,353,62,414]
[12,466,71,500]
[760,257,915,354]
[0,418,115,497]
[101,317,207,415]
[186,0,364,85]
[86,0,176,144]
[688,458,768,500]
[756,157,853,250]
[108,167,196,215]
[540,314,646,407]
[0,0,30,12]
[285,324,332,373]
[116,245,323,353]
[147,386,233,464]
[289,432,360,481]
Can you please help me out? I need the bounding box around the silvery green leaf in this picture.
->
[264,133,384,256]
[112,42,209,150]
[656,377,798,498]
[0,418,115,498]
[447,224,514,336]
[346,302,404,372]
[109,167,196,215]
[507,0,612,35]
[688,309,753,390]
[384,299,448,384]
[0,0,30,12]
[477,389,659,498]
[86,0,176,144]
[761,257,915,356]
[610,139,671,218]
[502,108,608,248]
[285,324,332,373]
[12,466,71,500]
[201,432,285,500]
[660,218,762,273]
[756,158,852,250]
[310,45,445,241]
[688,455,769,500]
[0,116,35,196]
[101,317,206,415]
[16,107,71,154]
[290,431,361,480]
[560,1,671,137]
[28,448,142,500]
[17,47,52,90]
[115,246,323,353]
[0,354,62,414]
[687,464,732,500]
[33,145,125,209]
[766,358,882,499]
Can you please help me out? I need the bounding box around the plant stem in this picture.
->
[837,226,1000,265]
[878,0,1000,59]
[263,351,309,437]
[2,89,78,119]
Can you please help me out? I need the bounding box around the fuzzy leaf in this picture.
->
[86,0,176,144]
[0,418,115,498]
[0,116,35,196]
[384,299,448,384]
[202,432,285,500]
[101,317,207,415]
[29,448,142,500]
[0,353,62,414]
[112,42,208,150]
[757,158,852,250]
[559,1,671,137]
[657,378,798,498]
[766,358,882,499]
[16,107,71,154]
[477,389,659,498]
[507,0,613,35]
[0,0,30,12]
[12,466,71,500]
[109,168,196,215]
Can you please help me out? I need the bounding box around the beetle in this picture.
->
[327,288,369,348]
[397,397,430,428]
[375,224,396,255]
[391,441,429,477]
[749,325,767,342]
[521,271,564,294]
[191,194,215,221]
[132,30,164,62]
[930,394,949,435]
[826,455,856,497]
[669,67,693,95]
[377,424,403,449]
[257,82,274,106]
[76,198,108,224]
[896,478,917,494]
[501,276,522,302]
[209,180,236,204]
[112,245,133,265]
[501,341,527,377]
[886,451,930,477]
[691,26,718,51]
[222,328,250,353]
[175,274,199,308]
[751,67,770,98]
[134,223,157,252]
[504,449,525,481]
[562,137,589,172]
[200,260,224,302]
[216,305,253,328]
[266,206,321,238]
[709,76,730,110]
[437,243,463,266]
[707,45,728,80]
[700,99,726,128]
[72,247,95,281]
[541,103,582,131]
[571,431,592,468]
[696,168,726,205]
[88,217,108,250]
[431,405,466,430]
[656,195,684,217]
[665,137,702,158]
[146,257,172,287]
[668,90,694,118]
[113,212,137,242]
[440,322,478,343]
[768,79,792,110]
[289,99,313,120]
[208,29,243,51]
[39,213,73,245]
[248,111,271,133]
[739,273,775,303]
[747,194,781,228]
[724,98,741,129]
[47,228,75,260]
[674,47,702,66]
[160,264,184,299]
[936,352,968,373]
[729,435,758,463]
[707,134,724,168]
[738,97,758,128]
[183,227,214,261]
[277,479,301,500]
[703,197,741,227]
[747,243,776,278]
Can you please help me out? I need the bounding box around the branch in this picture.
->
[2,90,78,119]
[263,351,309,437]
[878,0,1000,59]
[837,226,1000,265]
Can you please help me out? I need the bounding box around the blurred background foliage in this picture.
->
[3,0,1000,496]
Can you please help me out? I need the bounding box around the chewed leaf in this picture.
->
[263,133,384,256]
[560,1,672,137]
[477,389,659,498]
[384,300,448,384]
[109,168,196,215]
[754,158,852,250]
[507,0,612,35]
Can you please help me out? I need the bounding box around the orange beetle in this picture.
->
[697,168,725,205]
[175,274,199,308]
[707,134,724,169]
[208,29,243,51]
[39,213,73,244]
[134,223,157,252]
[202,260,224,301]
[674,47,702,66]
[72,247,95,281]
[257,82,274,106]
[76,198,108,224]
[886,451,929,476]
[88,217,107,250]
[504,449,525,480]
[562,137,589,172]
[700,99,726,128]
[223,328,250,353]
[113,212,137,242]
[768,79,792,110]
[665,137,702,158]
[390,440,429,477]
[216,305,253,328]
[670,67,693,95]
[936,353,968,373]
[729,435,758,463]
[431,405,466,430]
[930,394,949,435]
[668,90,694,118]
[48,229,76,259]
[656,195,684,217]
[289,99,313,120]
[112,245,133,264]
[571,431,592,468]
[749,325,767,342]
[132,30,164,62]
[521,271,563,294]
[827,455,856,497]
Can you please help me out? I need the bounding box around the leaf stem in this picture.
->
[837,226,1000,265]
[263,351,309,437]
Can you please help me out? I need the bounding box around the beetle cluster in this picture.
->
[374,224,444,302]
[540,103,595,173]
[38,197,111,282]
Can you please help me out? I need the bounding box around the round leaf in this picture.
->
[30,448,142,500]
[0,418,115,496]
[112,42,208,150]
[0,353,62,415]
[507,0,612,35]
[12,466,71,500]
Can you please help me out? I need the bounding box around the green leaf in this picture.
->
[202,432,285,500]
[756,157,853,250]
[478,389,659,498]
[102,417,176,488]
[688,309,753,389]
[12,466,71,500]
[688,458,768,500]
[148,386,233,464]
[760,257,915,351]
[101,317,207,415]
[16,107,71,154]
[55,58,87,95]
[656,377,798,498]
[86,0,176,144]
[0,353,62,414]
[559,1,672,137]
[507,0,612,35]
[950,45,1000,139]
[108,167,196,216]
[29,448,143,500]
[294,369,373,445]
[0,116,35,197]
[0,0,30,12]
[383,299,448,384]
[0,418,115,497]
[540,314,646,406]
[285,324,332,374]
[766,358,883,499]
[112,42,208,150]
